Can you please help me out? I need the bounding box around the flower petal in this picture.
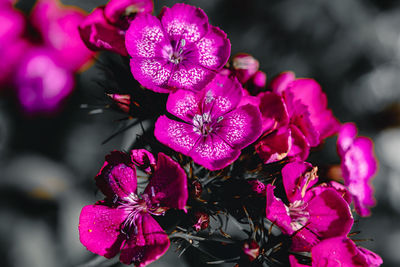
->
[258,91,289,133]
[79,7,128,56]
[337,122,357,156]
[31,0,95,71]
[342,136,377,216]
[144,153,188,211]
[216,104,262,149]
[160,3,209,43]
[154,115,200,155]
[95,151,137,200]
[288,125,310,161]
[265,184,293,235]
[79,204,126,258]
[130,149,156,174]
[269,71,295,96]
[166,89,200,122]
[104,0,153,29]
[282,161,317,203]
[189,133,241,171]
[255,127,291,164]
[119,213,169,266]
[306,188,353,239]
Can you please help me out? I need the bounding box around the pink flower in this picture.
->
[79,0,153,56]
[79,150,188,266]
[255,72,340,164]
[337,123,377,217]
[154,73,262,170]
[16,49,74,114]
[266,161,353,252]
[31,0,95,71]
[125,3,231,93]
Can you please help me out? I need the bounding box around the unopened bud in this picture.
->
[242,239,260,262]
[193,211,209,232]
[108,94,131,113]
[232,53,259,84]
[190,180,203,199]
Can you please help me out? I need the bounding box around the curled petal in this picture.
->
[269,71,295,96]
[282,161,317,203]
[144,153,188,211]
[288,125,310,161]
[95,151,137,200]
[337,122,358,156]
[255,127,291,164]
[79,7,128,56]
[130,149,156,173]
[258,91,289,133]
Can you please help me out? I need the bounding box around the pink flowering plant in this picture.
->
[76,2,383,266]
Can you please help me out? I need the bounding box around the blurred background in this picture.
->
[1,0,400,266]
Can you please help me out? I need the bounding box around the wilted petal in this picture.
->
[130,149,156,173]
[258,91,289,133]
[255,127,291,164]
[144,153,188,211]
[265,185,293,235]
[79,204,126,258]
[104,0,153,29]
[95,151,137,200]
[119,213,169,266]
[290,228,320,252]
[31,0,95,71]
[79,7,128,56]
[282,161,317,203]
[288,125,310,160]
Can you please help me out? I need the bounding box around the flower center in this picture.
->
[167,39,186,65]
[288,200,309,231]
[193,112,214,136]
[118,191,166,238]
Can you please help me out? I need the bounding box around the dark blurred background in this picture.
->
[1,0,400,266]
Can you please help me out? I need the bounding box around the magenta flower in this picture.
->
[0,5,27,87]
[266,161,353,252]
[79,0,153,56]
[310,237,382,267]
[154,73,262,170]
[255,72,340,164]
[79,150,188,266]
[125,3,231,93]
[337,123,377,217]
[16,49,74,114]
[31,0,95,71]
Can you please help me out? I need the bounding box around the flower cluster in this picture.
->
[0,0,95,114]
[78,2,382,266]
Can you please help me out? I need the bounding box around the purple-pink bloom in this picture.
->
[125,3,231,93]
[337,123,377,217]
[232,53,260,85]
[255,72,340,164]
[16,49,74,114]
[266,161,353,252]
[79,0,153,56]
[310,237,383,267]
[79,150,188,266]
[154,73,262,170]
[31,0,95,71]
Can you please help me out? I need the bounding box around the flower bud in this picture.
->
[232,53,259,84]
[193,211,209,232]
[108,94,131,113]
[242,239,260,262]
